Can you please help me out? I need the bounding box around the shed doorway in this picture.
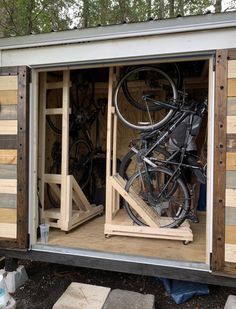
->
[33,57,212,267]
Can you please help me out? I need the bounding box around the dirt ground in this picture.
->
[12,260,236,309]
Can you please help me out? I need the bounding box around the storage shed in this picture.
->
[0,11,236,286]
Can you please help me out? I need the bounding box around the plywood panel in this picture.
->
[0,179,17,194]
[225,207,236,225]
[227,97,236,115]
[226,152,236,170]
[226,188,236,207]
[0,90,17,105]
[45,212,206,263]
[226,171,236,188]
[0,120,17,135]
[0,223,16,238]
[0,76,18,91]
[0,208,16,223]
[0,164,17,179]
[227,116,236,134]
[0,105,17,120]
[0,193,16,208]
[0,150,17,164]
[228,79,236,97]
[228,60,236,78]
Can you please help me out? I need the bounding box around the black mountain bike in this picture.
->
[115,66,207,228]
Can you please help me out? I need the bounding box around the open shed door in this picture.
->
[0,67,29,249]
[212,49,236,276]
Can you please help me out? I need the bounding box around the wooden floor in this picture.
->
[42,211,207,263]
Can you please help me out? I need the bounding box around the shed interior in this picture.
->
[35,58,211,265]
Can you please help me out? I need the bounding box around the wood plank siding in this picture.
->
[0,75,17,238]
[225,55,236,266]
[0,67,29,249]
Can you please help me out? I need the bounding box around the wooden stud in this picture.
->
[105,67,115,224]
[38,72,47,220]
[60,70,70,230]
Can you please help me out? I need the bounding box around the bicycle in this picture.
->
[46,72,107,207]
[114,66,207,228]
[122,99,207,228]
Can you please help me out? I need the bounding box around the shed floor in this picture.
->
[42,211,207,263]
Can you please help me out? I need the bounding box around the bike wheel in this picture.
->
[69,139,93,189]
[47,163,61,208]
[119,146,170,180]
[114,66,178,131]
[122,63,182,105]
[124,166,190,228]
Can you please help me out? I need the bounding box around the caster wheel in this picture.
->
[183,240,191,245]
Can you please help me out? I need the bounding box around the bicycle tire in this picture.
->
[47,163,61,208]
[114,66,178,131]
[122,63,182,107]
[124,166,190,228]
[119,146,171,180]
[69,139,93,189]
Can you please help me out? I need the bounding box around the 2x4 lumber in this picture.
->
[105,224,193,241]
[0,120,17,135]
[70,206,103,228]
[60,70,70,230]
[0,150,17,164]
[0,179,17,194]
[46,81,72,90]
[110,175,159,228]
[0,90,17,105]
[0,76,18,91]
[38,72,47,214]
[227,97,236,115]
[45,108,71,115]
[44,173,62,184]
[105,67,115,224]
[71,175,92,211]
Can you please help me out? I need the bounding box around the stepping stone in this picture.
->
[103,289,155,309]
[224,295,236,309]
[52,282,110,309]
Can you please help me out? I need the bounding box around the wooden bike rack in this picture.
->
[104,67,193,242]
[38,71,103,232]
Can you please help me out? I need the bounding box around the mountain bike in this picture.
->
[114,65,207,228]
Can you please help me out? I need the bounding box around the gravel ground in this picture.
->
[12,261,236,309]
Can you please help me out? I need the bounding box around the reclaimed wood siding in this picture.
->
[0,75,18,238]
